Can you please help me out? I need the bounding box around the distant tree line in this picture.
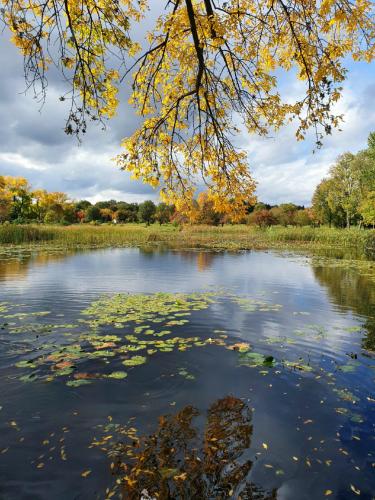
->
[0,178,174,226]
[1,131,374,228]
[0,177,310,227]
[311,132,375,228]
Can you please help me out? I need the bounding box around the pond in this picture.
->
[0,248,374,499]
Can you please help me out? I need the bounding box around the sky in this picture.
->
[0,12,374,207]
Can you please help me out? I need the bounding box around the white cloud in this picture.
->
[0,152,47,171]
[87,190,157,204]
[241,78,375,205]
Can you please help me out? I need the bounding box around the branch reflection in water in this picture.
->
[102,396,276,499]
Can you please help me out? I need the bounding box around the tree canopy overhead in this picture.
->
[1,0,374,217]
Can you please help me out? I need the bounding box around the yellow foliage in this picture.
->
[1,0,374,218]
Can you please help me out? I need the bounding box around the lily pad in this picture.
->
[66,379,92,387]
[123,356,147,367]
[107,371,128,379]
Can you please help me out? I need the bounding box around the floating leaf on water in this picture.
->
[123,356,147,367]
[15,360,36,369]
[346,409,363,423]
[178,368,195,380]
[334,388,359,403]
[19,373,38,383]
[54,361,74,369]
[144,329,155,335]
[350,484,360,496]
[338,364,357,373]
[54,367,74,377]
[81,470,91,478]
[238,352,275,368]
[66,380,92,387]
[263,356,275,366]
[89,350,115,358]
[283,360,313,372]
[107,371,128,379]
[344,326,362,333]
[155,330,171,337]
[227,342,251,353]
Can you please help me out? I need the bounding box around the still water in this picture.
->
[0,248,374,499]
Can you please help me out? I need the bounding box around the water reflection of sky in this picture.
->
[0,248,374,499]
[0,248,367,334]
[0,247,336,296]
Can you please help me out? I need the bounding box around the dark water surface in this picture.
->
[0,248,374,499]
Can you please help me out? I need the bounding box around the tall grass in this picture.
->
[0,224,54,244]
[0,223,374,256]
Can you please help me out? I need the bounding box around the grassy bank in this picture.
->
[1,224,375,256]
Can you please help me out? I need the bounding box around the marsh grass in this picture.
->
[0,223,374,255]
[0,224,54,244]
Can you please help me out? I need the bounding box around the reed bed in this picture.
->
[1,223,374,256]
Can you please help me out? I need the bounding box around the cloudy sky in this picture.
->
[0,15,374,206]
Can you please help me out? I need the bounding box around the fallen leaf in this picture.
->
[350,484,360,496]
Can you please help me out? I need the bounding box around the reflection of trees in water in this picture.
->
[196,252,216,272]
[0,250,79,282]
[312,263,375,351]
[139,248,218,272]
[177,251,217,272]
[112,396,276,499]
[0,249,86,281]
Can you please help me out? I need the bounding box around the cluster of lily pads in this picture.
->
[3,292,228,386]
[0,291,367,405]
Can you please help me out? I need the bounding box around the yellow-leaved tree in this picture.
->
[1,0,374,218]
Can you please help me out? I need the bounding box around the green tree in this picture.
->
[155,203,174,225]
[359,191,375,228]
[270,203,298,226]
[75,200,92,211]
[312,179,335,226]
[121,209,138,223]
[85,205,101,222]
[138,201,156,226]
[62,204,78,224]
[294,209,313,227]
[44,209,61,224]
[0,176,11,222]
[328,153,361,228]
